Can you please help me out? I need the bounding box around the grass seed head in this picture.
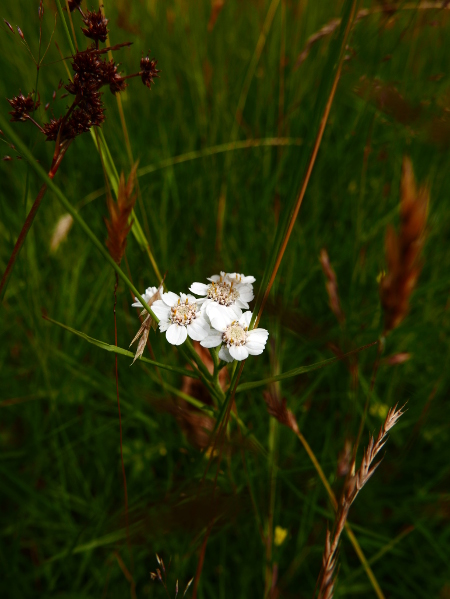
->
[380,156,428,335]
[105,162,139,265]
[319,248,345,325]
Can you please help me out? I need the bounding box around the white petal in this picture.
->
[229,345,249,361]
[162,292,179,307]
[145,286,158,296]
[200,331,223,348]
[151,300,170,321]
[235,299,249,309]
[207,274,221,283]
[219,346,233,362]
[166,323,187,345]
[239,311,253,328]
[189,282,209,296]
[237,286,254,302]
[248,328,269,343]
[131,298,143,307]
[228,304,242,319]
[206,304,231,331]
[159,321,170,332]
[226,273,256,285]
[187,318,210,341]
[246,344,264,356]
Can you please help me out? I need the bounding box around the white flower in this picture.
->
[151,292,210,346]
[189,272,254,329]
[132,286,159,308]
[201,311,269,362]
[220,272,256,286]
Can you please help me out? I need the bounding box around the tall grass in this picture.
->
[1,1,450,598]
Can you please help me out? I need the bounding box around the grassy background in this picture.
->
[1,0,450,597]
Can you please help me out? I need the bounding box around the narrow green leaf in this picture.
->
[44,315,199,379]
[236,341,377,392]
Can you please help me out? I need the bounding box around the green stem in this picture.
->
[0,115,157,323]
[56,0,76,54]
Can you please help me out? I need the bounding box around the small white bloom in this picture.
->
[152,292,210,346]
[190,272,254,329]
[221,272,256,286]
[132,286,159,308]
[201,311,268,362]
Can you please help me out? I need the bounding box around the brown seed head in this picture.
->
[81,9,109,44]
[319,248,345,325]
[380,157,428,334]
[67,0,83,12]
[264,391,299,436]
[42,117,66,142]
[105,163,139,264]
[140,52,160,89]
[8,92,40,122]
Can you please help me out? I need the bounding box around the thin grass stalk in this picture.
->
[0,114,159,323]
[113,272,132,572]
[253,0,359,329]
[192,361,245,598]
[58,0,165,284]
[216,0,281,252]
[1,143,70,300]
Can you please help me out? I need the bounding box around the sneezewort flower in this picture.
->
[190,272,254,329]
[151,292,210,346]
[132,286,159,308]
[201,311,268,362]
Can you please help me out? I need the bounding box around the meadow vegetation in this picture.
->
[1,1,450,597]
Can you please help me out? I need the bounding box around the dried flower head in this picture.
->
[317,404,405,599]
[264,392,299,435]
[380,157,428,334]
[42,117,65,142]
[8,92,40,122]
[105,162,138,264]
[50,214,74,252]
[140,52,160,89]
[130,284,163,364]
[319,248,345,325]
[67,0,83,12]
[81,9,109,44]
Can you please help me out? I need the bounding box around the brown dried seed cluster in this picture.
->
[380,157,428,335]
[8,92,40,122]
[81,9,109,44]
[140,52,160,89]
[6,6,160,147]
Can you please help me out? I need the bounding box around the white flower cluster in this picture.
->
[132,272,269,362]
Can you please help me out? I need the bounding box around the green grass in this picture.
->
[1,1,450,597]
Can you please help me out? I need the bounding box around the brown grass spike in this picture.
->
[380,156,428,335]
[316,404,405,599]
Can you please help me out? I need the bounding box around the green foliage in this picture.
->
[1,1,450,598]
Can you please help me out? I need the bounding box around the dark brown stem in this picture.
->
[0,146,68,301]
[25,114,45,133]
